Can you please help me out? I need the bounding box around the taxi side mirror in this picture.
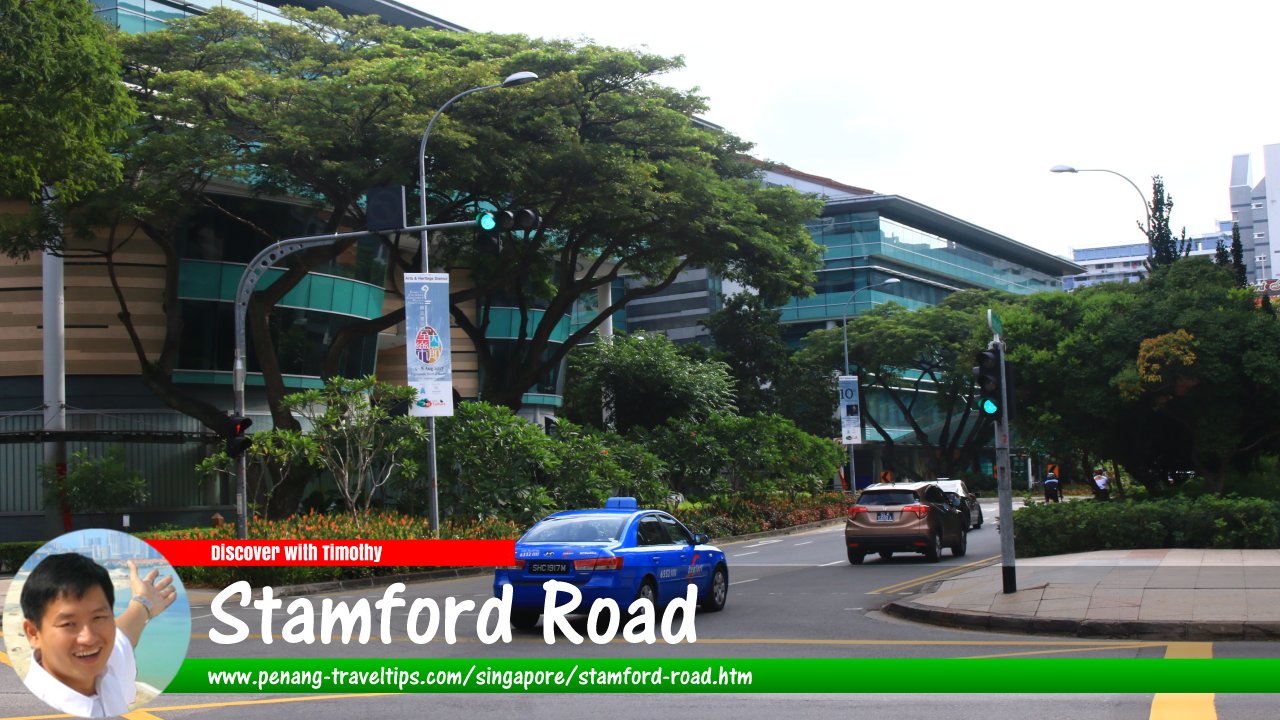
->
[693,533,710,545]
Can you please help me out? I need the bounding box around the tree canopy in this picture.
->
[3,7,824,515]
[0,0,135,255]
[1001,259,1280,493]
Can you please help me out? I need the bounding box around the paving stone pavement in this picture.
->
[884,548,1280,640]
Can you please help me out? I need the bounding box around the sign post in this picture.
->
[838,375,861,490]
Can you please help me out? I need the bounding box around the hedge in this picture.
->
[1013,496,1280,557]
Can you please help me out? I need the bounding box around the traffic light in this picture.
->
[972,348,1004,418]
[476,208,540,233]
[226,415,253,458]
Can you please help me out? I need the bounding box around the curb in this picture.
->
[188,517,848,600]
[711,517,845,546]
[882,598,1280,641]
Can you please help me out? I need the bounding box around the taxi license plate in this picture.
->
[875,511,896,522]
[528,561,569,574]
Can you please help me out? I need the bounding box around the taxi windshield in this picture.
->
[522,515,628,543]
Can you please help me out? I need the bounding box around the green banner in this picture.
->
[168,658,1280,694]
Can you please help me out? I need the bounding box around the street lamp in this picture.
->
[417,70,538,533]
[1050,165,1154,254]
[842,278,900,376]
[840,277,900,490]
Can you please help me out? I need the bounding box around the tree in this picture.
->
[36,8,821,516]
[0,0,136,249]
[0,0,136,257]
[1214,235,1230,268]
[1143,176,1192,271]
[796,292,1009,478]
[1003,260,1280,494]
[562,332,736,435]
[1231,221,1248,287]
[265,377,427,517]
[701,293,790,416]
[40,447,148,514]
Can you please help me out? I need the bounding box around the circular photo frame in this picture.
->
[2,529,191,717]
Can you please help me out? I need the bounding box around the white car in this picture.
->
[935,478,983,530]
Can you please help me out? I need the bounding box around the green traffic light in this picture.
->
[477,212,497,231]
[980,398,1000,415]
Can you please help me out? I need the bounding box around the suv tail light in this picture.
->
[902,504,930,519]
[848,505,869,518]
[575,556,624,571]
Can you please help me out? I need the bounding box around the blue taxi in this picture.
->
[493,497,729,630]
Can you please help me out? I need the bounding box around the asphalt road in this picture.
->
[2,500,1274,720]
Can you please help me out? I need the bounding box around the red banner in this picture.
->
[145,539,515,567]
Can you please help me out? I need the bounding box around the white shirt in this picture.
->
[1094,475,1109,489]
[23,630,137,718]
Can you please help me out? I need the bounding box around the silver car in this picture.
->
[935,478,983,530]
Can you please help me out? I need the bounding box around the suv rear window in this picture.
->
[858,490,919,506]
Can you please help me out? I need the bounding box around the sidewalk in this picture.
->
[884,548,1280,640]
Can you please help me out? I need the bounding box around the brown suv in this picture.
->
[845,482,968,564]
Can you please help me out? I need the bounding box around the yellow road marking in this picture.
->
[123,712,167,720]
[1150,642,1216,720]
[959,643,1158,659]
[868,555,1000,594]
[0,651,10,667]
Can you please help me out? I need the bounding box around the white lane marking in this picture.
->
[819,560,846,567]
[729,578,759,586]
[744,539,784,548]
[793,541,814,547]
[733,551,759,557]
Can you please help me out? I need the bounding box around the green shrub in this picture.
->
[1013,496,1280,557]
[0,542,44,573]
[41,446,148,512]
[676,493,847,539]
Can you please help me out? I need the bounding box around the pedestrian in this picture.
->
[19,553,178,717]
[1092,468,1110,501]
[1043,471,1060,503]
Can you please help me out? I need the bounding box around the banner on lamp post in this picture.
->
[838,375,861,445]
[404,273,453,416]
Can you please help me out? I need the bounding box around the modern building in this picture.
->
[1230,144,1279,284]
[1062,223,1226,290]
[609,163,1083,485]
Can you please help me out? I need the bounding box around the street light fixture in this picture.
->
[417,70,539,533]
[840,277,900,490]
[1050,165,1154,254]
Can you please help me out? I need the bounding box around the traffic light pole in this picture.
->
[231,220,478,539]
[993,340,1017,594]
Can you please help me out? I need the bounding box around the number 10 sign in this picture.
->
[838,375,861,445]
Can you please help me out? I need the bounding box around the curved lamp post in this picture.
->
[840,277,900,490]
[417,70,538,532]
[1050,165,1154,253]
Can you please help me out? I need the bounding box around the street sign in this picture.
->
[988,308,1003,338]
[404,273,453,417]
[838,375,861,445]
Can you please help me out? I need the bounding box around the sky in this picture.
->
[412,0,1279,262]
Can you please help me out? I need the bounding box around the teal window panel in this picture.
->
[178,260,222,299]
[349,283,371,318]
[308,275,336,313]
[280,275,311,308]
[332,278,354,312]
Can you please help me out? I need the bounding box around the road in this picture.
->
[1,500,1273,719]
